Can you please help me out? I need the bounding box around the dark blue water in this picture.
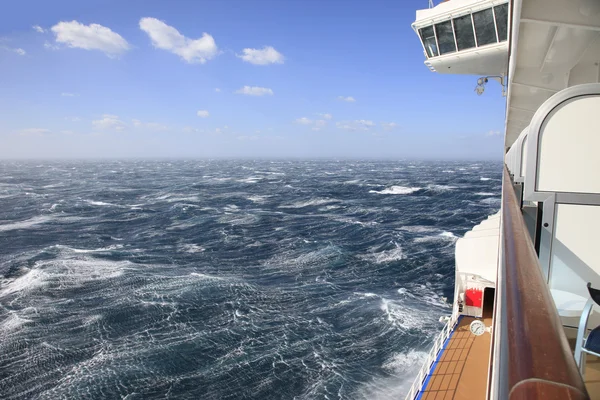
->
[0,160,501,399]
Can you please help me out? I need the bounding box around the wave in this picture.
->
[53,244,123,253]
[280,198,338,208]
[426,184,457,192]
[354,350,428,400]
[361,244,404,264]
[0,312,32,332]
[414,231,458,243]
[0,258,135,297]
[180,244,205,253]
[237,177,262,184]
[480,177,491,181]
[85,200,117,207]
[0,216,52,232]
[474,192,496,196]
[369,186,421,195]
[246,195,270,203]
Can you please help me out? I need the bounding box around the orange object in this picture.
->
[465,288,483,307]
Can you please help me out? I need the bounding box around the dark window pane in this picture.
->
[494,4,508,42]
[473,8,497,46]
[435,21,456,55]
[453,15,476,51]
[419,26,438,57]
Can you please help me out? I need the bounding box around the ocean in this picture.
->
[0,160,501,399]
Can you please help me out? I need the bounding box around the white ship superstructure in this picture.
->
[406,1,600,399]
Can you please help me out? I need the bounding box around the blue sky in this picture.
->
[0,0,505,159]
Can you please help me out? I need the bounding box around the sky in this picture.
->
[0,0,506,159]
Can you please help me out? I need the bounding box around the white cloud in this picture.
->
[486,130,502,137]
[32,25,46,33]
[237,46,284,65]
[336,120,375,131]
[318,113,332,120]
[294,117,313,125]
[65,116,81,122]
[44,41,59,50]
[51,20,130,57]
[139,17,218,64]
[92,114,126,131]
[61,92,78,97]
[131,118,169,131]
[337,96,356,102]
[235,86,274,96]
[215,88,221,92]
[294,117,328,131]
[1,45,26,56]
[197,110,210,118]
[17,128,50,136]
[381,122,398,131]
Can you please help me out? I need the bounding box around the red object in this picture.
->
[465,288,483,307]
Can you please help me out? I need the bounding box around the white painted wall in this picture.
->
[537,96,600,194]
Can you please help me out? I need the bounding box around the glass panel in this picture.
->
[453,14,476,51]
[419,26,438,57]
[494,4,508,42]
[435,21,456,55]
[473,8,497,46]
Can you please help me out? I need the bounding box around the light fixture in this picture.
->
[475,75,507,97]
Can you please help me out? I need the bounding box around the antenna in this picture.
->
[429,0,434,8]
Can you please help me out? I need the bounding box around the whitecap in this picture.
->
[246,195,270,203]
[189,272,223,280]
[369,186,421,195]
[0,216,52,232]
[474,192,496,196]
[180,244,205,253]
[361,244,404,264]
[480,177,491,181]
[1,258,134,297]
[427,184,457,192]
[0,312,32,332]
[414,231,458,243]
[86,200,117,207]
[280,198,337,208]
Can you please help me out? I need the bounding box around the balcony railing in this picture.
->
[404,311,460,400]
[489,166,589,399]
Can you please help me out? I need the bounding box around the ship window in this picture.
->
[435,21,456,55]
[453,14,476,51]
[419,26,438,58]
[473,8,497,46]
[494,3,508,42]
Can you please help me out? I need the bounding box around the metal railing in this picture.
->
[404,311,460,400]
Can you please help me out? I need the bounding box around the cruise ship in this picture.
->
[406,0,600,399]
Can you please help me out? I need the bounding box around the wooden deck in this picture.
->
[568,335,600,399]
[419,316,492,400]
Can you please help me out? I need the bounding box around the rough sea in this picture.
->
[0,160,501,400]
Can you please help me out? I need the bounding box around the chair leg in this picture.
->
[575,300,594,372]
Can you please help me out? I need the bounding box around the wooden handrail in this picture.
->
[500,165,589,399]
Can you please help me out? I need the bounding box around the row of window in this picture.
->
[418,3,508,58]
